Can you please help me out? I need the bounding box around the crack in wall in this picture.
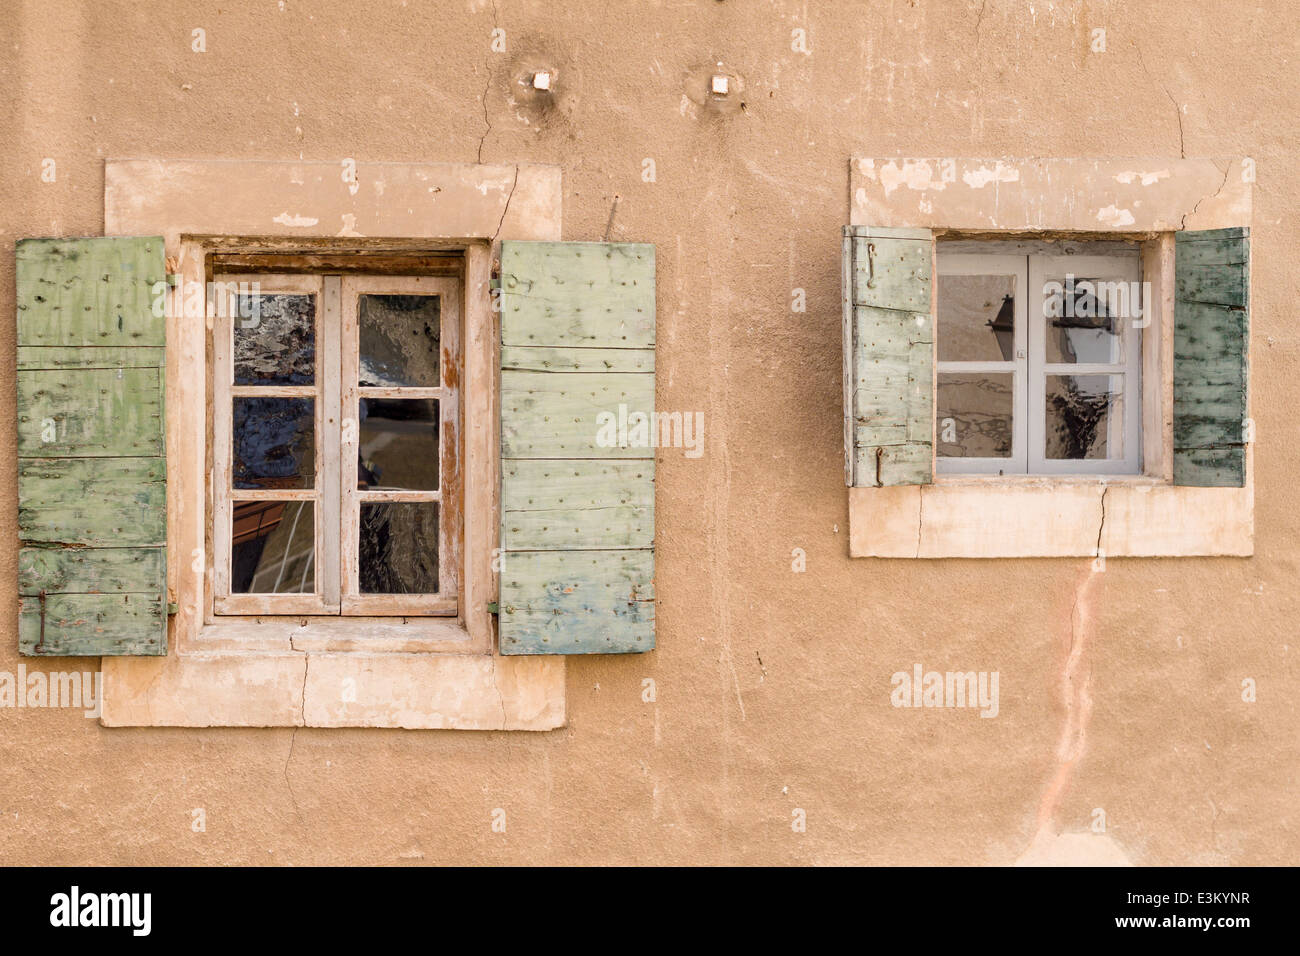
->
[1134,43,1185,159]
[1095,486,1108,556]
[491,657,509,730]
[475,0,501,163]
[1180,161,1231,231]
[491,165,520,243]
[915,485,925,558]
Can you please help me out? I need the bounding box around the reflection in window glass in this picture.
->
[357,399,439,491]
[1045,278,1122,364]
[1046,374,1123,460]
[359,294,440,387]
[233,397,315,489]
[359,502,439,594]
[937,372,1014,458]
[233,293,315,385]
[938,274,1016,362]
[231,500,315,593]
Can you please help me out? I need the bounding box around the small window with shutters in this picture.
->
[843,220,1251,558]
[844,227,1248,490]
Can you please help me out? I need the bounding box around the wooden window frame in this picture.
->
[211,269,463,619]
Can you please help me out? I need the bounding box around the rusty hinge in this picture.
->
[486,601,499,614]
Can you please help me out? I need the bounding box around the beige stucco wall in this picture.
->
[1,0,1296,865]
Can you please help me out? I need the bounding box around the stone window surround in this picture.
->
[848,157,1254,559]
[100,160,566,729]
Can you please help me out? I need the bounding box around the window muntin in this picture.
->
[937,251,1142,476]
[212,272,460,617]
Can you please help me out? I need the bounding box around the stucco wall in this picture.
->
[1,0,1295,865]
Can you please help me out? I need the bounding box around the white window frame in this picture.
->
[937,250,1142,477]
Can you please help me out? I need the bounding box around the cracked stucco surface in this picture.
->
[0,0,1297,865]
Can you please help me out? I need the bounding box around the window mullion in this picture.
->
[321,275,343,610]
[1021,255,1037,473]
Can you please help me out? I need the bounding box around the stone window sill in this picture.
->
[849,475,1253,558]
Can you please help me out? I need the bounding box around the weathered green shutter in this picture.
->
[498,241,655,654]
[16,237,168,655]
[1174,227,1249,487]
[842,226,934,486]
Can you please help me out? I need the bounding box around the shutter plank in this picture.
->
[843,227,935,487]
[502,345,654,373]
[19,547,165,594]
[1173,229,1249,487]
[502,459,653,551]
[19,593,165,657]
[18,457,167,547]
[501,242,655,348]
[501,369,655,458]
[499,241,655,655]
[499,550,654,655]
[15,236,167,656]
[17,366,164,457]
[15,237,165,347]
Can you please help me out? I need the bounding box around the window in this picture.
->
[211,271,461,617]
[843,156,1254,560]
[936,247,1142,475]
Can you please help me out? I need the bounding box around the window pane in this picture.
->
[1045,278,1123,364]
[358,398,439,491]
[938,274,1017,362]
[359,502,439,594]
[233,397,315,489]
[937,372,1014,458]
[233,292,315,385]
[359,294,440,387]
[1046,374,1123,460]
[231,500,315,593]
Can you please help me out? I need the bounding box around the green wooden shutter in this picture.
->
[842,226,934,487]
[1174,227,1249,487]
[498,241,655,654]
[16,237,168,656]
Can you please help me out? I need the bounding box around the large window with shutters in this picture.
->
[212,271,461,618]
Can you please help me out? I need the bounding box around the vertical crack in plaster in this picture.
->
[603,194,620,242]
[284,655,308,817]
[491,657,509,730]
[915,485,925,558]
[475,0,501,163]
[1095,486,1108,557]
[1134,43,1185,159]
[974,0,989,46]
[491,165,520,243]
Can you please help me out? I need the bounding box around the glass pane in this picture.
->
[1045,278,1123,364]
[357,398,439,491]
[937,372,1014,458]
[359,294,440,387]
[231,500,315,593]
[233,292,315,385]
[233,397,315,489]
[938,274,1017,362]
[359,502,439,594]
[1046,374,1123,460]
